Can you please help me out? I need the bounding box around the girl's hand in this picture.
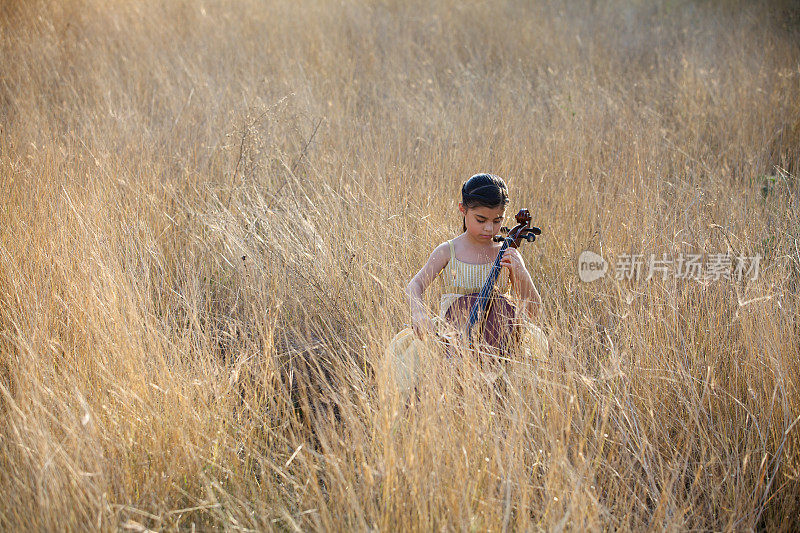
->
[411,311,435,340]
[500,248,527,279]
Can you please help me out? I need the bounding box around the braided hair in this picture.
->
[461,173,510,231]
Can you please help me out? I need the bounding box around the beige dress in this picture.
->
[385,239,549,393]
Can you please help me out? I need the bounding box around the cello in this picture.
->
[439,209,541,360]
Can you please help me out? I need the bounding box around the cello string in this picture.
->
[466,238,509,334]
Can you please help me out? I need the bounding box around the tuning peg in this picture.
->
[524,233,537,242]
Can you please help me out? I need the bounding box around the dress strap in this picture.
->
[440,240,456,292]
[447,240,457,281]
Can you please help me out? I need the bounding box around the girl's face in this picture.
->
[459,203,506,243]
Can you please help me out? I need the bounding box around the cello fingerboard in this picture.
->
[466,239,509,334]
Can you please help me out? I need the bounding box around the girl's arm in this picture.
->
[500,248,542,321]
[405,242,450,338]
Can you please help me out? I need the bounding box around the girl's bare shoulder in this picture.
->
[412,241,451,283]
[429,240,451,265]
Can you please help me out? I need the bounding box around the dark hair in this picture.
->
[461,173,510,231]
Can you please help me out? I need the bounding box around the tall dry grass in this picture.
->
[1,0,799,530]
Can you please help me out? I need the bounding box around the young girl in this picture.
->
[386,173,548,393]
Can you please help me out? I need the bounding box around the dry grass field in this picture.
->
[2,0,800,530]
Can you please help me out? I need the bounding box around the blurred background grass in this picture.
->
[1,0,799,530]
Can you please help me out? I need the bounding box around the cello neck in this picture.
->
[480,241,508,298]
[465,239,510,334]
